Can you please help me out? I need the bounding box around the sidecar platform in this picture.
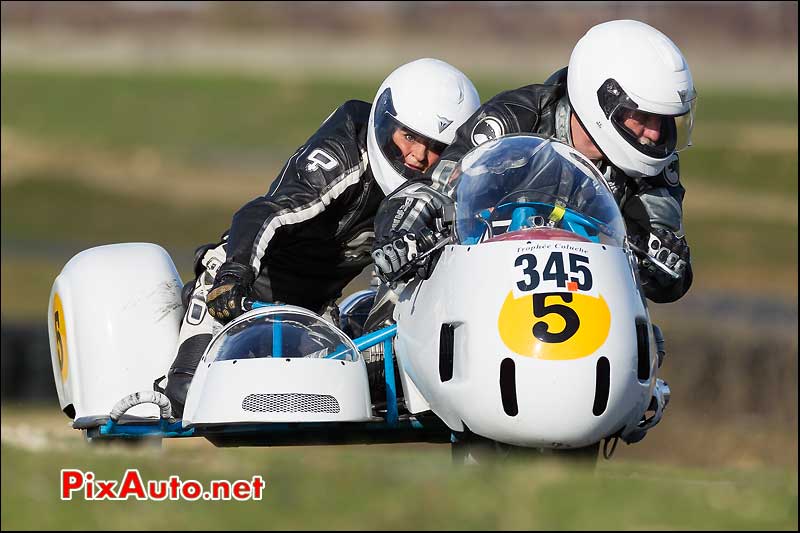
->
[76,323,453,447]
[81,415,452,447]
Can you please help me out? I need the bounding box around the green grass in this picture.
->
[1,441,796,530]
[0,68,518,161]
[1,176,233,249]
[687,211,798,277]
[694,89,798,125]
[681,147,798,196]
[1,69,368,159]
[1,257,65,319]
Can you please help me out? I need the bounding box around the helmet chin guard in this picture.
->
[367,58,480,195]
[567,20,696,177]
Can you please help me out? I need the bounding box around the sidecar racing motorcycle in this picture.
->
[47,134,671,460]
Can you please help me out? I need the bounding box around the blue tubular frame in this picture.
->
[96,419,195,439]
[325,324,400,426]
[84,319,420,444]
[471,201,606,244]
[247,300,283,358]
[383,337,398,426]
[272,315,283,358]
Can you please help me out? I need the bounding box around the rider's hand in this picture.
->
[207,261,256,323]
[372,228,437,283]
[373,183,452,283]
[635,227,690,287]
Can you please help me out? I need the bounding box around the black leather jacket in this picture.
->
[222,100,385,313]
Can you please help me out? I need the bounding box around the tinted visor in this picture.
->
[597,79,695,159]
[374,88,449,179]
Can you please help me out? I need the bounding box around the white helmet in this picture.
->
[567,20,697,177]
[367,58,481,195]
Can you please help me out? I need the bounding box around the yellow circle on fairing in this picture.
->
[53,293,69,382]
[498,291,611,360]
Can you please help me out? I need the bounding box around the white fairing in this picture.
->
[182,305,372,427]
[394,240,657,448]
[48,243,184,420]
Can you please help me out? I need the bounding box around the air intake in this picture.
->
[242,393,340,414]
[593,356,610,416]
[500,358,519,417]
[635,319,651,381]
[439,324,455,382]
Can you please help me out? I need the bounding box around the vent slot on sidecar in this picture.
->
[439,324,455,382]
[635,319,651,381]
[500,358,519,417]
[593,356,610,416]
[242,393,341,414]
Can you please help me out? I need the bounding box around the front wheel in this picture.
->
[451,431,600,466]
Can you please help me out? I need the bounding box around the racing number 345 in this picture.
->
[515,252,592,292]
[500,253,610,359]
[515,252,592,344]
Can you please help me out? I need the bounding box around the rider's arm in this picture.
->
[226,101,369,278]
[372,182,453,282]
[622,154,693,303]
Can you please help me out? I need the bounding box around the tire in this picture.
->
[451,430,600,467]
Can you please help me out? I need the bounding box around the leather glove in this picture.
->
[635,227,690,288]
[372,183,453,283]
[207,261,256,323]
[372,228,438,283]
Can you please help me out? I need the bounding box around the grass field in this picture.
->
[1,408,797,531]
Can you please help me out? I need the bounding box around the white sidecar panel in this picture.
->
[182,306,372,426]
[182,358,373,426]
[48,243,184,421]
[395,239,656,448]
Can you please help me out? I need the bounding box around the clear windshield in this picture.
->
[452,135,627,246]
[205,308,359,362]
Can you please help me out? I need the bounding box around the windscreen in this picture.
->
[451,135,626,247]
[205,309,359,362]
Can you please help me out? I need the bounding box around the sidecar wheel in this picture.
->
[83,430,163,449]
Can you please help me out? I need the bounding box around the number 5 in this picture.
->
[532,292,580,343]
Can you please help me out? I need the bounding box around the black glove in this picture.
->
[634,227,691,289]
[372,228,438,283]
[372,183,452,283]
[207,261,256,323]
